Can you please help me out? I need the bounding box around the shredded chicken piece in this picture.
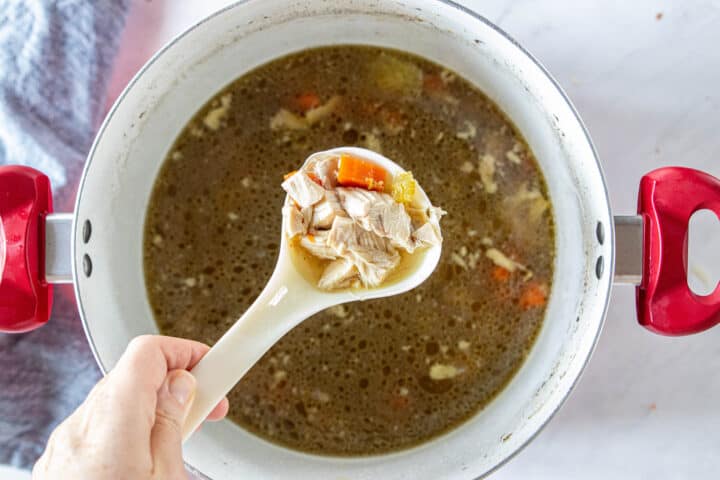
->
[428,206,447,224]
[336,188,415,252]
[506,150,522,164]
[459,161,474,173]
[301,206,313,227]
[325,216,401,287]
[281,172,325,208]
[362,130,383,153]
[270,109,308,130]
[485,247,533,280]
[312,190,344,229]
[283,205,308,238]
[450,252,468,270]
[300,232,337,260]
[429,363,461,380]
[440,69,456,84]
[328,305,349,318]
[270,96,341,130]
[478,154,497,194]
[307,153,339,188]
[466,251,481,270]
[456,120,477,140]
[485,248,522,272]
[305,96,341,124]
[203,94,232,130]
[506,182,549,224]
[347,247,401,287]
[413,223,442,247]
[327,216,394,254]
[318,259,358,290]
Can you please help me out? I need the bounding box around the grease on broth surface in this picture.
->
[144,46,554,455]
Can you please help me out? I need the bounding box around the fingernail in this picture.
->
[169,371,195,406]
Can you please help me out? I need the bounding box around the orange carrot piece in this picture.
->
[294,92,321,112]
[519,282,548,310]
[492,266,511,282]
[337,154,388,191]
[423,72,444,93]
[283,170,298,180]
[379,107,406,133]
[389,392,410,410]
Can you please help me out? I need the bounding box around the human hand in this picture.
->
[33,335,229,479]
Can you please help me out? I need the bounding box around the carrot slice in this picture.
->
[519,282,548,309]
[283,170,298,180]
[423,72,444,93]
[337,154,388,191]
[389,393,410,411]
[294,92,321,112]
[492,266,511,282]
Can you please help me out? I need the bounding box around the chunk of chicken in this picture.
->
[347,247,401,287]
[327,217,393,254]
[301,206,313,226]
[413,222,442,247]
[282,172,325,208]
[312,190,345,229]
[307,153,339,188]
[335,187,389,217]
[282,205,309,238]
[336,188,414,252]
[325,216,400,287]
[428,206,447,223]
[318,258,358,290]
[299,231,337,260]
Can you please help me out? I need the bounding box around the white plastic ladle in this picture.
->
[182,147,442,440]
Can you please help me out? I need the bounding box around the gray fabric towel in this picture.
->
[0,0,130,469]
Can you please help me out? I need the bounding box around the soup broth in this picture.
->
[144,46,554,455]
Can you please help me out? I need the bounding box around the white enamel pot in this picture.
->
[1,1,719,479]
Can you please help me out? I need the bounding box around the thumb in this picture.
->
[151,369,196,478]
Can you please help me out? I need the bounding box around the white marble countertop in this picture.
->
[111,1,720,478]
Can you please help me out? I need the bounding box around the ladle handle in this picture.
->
[182,265,330,441]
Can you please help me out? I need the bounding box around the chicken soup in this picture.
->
[144,46,555,455]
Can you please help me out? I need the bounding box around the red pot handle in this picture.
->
[637,167,720,335]
[0,166,53,333]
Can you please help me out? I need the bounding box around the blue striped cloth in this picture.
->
[0,0,130,469]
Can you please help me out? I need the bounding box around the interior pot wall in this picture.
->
[74,1,613,479]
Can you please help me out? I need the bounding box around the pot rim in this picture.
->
[73,1,615,478]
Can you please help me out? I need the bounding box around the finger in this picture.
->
[102,335,210,435]
[113,335,210,393]
[206,397,230,422]
[150,369,196,478]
